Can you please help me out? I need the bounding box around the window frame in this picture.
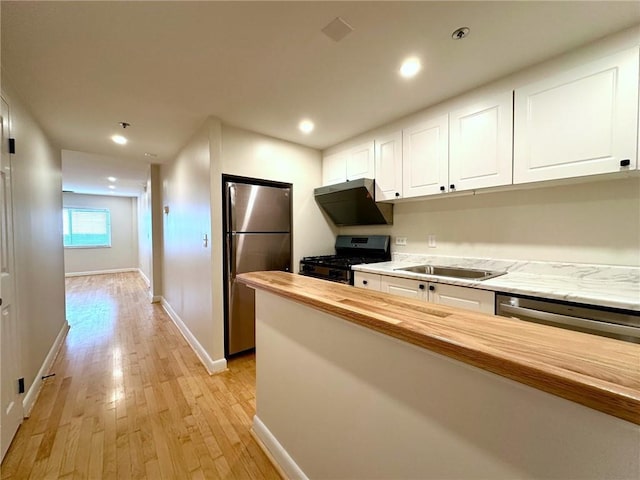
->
[63,207,112,249]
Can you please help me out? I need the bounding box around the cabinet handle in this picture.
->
[395,192,400,197]
[418,284,425,290]
[449,184,455,190]
[363,280,368,285]
[429,285,435,291]
[440,186,445,192]
[620,159,631,167]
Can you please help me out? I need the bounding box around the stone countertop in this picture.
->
[238,271,640,425]
[352,255,640,311]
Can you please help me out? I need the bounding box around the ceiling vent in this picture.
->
[321,17,354,42]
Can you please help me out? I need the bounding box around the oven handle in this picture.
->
[499,303,640,339]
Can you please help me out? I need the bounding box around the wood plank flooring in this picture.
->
[1,273,280,479]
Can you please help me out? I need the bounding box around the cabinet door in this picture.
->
[449,91,513,191]
[346,141,375,180]
[514,47,639,184]
[322,151,347,186]
[353,272,382,291]
[429,283,495,314]
[402,115,449,198]
[374,131,403,200]
[380,276,428,301]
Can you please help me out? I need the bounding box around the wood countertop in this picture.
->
[238,271,640,425]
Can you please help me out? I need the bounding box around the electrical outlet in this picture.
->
[428,235,436,248]
[395,236,407,246]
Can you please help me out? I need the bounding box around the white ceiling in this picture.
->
[2,1,640,197]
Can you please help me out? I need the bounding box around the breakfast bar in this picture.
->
[239,271,640,479]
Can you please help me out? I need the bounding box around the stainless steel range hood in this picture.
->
[314,178,393,226]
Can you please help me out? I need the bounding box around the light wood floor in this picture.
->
[1,273,280,479]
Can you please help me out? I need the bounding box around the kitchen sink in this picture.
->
[394,264,507,281]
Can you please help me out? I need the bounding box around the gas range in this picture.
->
[299,235,391,285]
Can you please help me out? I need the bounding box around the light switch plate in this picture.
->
[395,236,407,246]
[428,235,436,248]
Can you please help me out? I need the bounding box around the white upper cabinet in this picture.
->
[322,141,375,186]
[322,151,348,186]
[402,114,449,198]
[346,141,375,180]
[449,91,514,192]
[374,131,403,200]
[514,47,639,184]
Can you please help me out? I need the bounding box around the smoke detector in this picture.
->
[452,27,470,40]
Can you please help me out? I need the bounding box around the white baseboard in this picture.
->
[160,297,227,375]
[252,415,308,480]
[150,294,162,304]
[23,321,70,417]
[65,268,138,277]
[138,268,150,287]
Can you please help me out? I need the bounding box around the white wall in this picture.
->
[2,83,67,401]
[161,120,216,365]
[63,192,139,275]
[330,26,640,267]
[211,123,334,361]
[255,290,640,479]
[138,170,152,285]
[220,124,336,263]
[160,118,333,367]
[340,178,640,266]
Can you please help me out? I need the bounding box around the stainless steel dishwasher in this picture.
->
[496,294,640,344]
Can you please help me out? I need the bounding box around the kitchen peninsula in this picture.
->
[239,271,640,480]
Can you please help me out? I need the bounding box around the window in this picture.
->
[63,208,111,248]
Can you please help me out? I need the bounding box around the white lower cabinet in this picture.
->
[429,283,495,315]
[354,272,496,314]
[353,272,382,291]
[380,275,428,301]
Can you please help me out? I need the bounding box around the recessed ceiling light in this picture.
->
[299,119,315,134]
[108,185,116,189]
[400,57,422,78]
[111,135,127,145]
[107,176,117,182]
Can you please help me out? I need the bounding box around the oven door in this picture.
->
[299,262,351,284]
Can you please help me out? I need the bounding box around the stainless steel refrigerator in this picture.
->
[224,179,292,356]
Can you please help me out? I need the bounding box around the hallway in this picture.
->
[1,273,279,479]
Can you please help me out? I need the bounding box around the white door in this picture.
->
[0,97,22,460]
[514,47,639,184]
[429,283,495,314]
[322,151,347,186]
[374,131,403,200]
[449,91,513,192]
[353,272,382,291]
[380,276,428,301]
[346,141,375,180]
[402,114,449,198]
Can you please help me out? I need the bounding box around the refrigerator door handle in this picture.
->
[226,182,236,233]
[227,234,236,282]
